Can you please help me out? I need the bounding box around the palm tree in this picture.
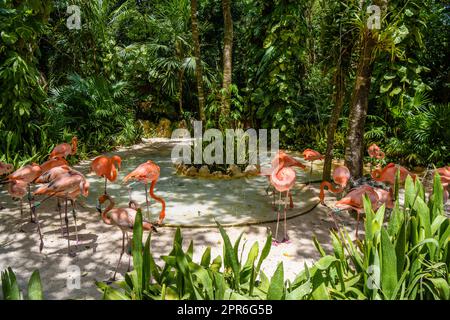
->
[191,0,206,121]
[221,0,233,126]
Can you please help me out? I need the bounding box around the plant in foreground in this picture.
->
[97,172,449,300]
[1,268,43,300]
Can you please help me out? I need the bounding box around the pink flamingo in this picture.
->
[319,166,351,205]
[97,194,157,280]
[91,155,122,194]
[269,155,297,244]
[49,137,78,159]
[123,160,166,225]
[7,179,28,217]
[335,185,394,238]
[372,163,416,186]
[436,167,450,203]
[1,161,14,209]
[7,163,42,223]
[368,143,385,174]
[39,157,68,174]
[335,185,379,238]
[0,161,13,176]
[7,163,42,183]
[302,148,324,184]
[35,165,71,184]
[261,151,306,209]
[34,170,89,256]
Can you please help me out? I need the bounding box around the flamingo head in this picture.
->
[71,137,78,154]
[333,166,350,187]
[111,155,122,170]
[371,168,382,180]
[97,194,110,205]
[2,163,14,175]
[80,179,90,197]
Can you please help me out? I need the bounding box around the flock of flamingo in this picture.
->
[1,137,449,278]
[262,144,449,244]
[0,136,165,279]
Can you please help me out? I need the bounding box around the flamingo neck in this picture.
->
[71,139,77,155]
[149,180,166,223]
[101,196,115,225]
[319,181,344,203]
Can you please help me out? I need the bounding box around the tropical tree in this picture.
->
[221,0,233,127]
[191,0,206,121]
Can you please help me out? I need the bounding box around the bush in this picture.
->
[47,74,142,157]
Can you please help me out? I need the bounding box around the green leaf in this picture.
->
[380,228,397,299]
[27,270,43,300]
[267,263,284,300]
[428,278,450,300]
[131,209,144,299]
[256,232,272,273]
[286,280,311,300]
[1,268,20,300]
[200,247,211,268]
[315,256,338,270]
[217,222,240,290]
[390,87,402,96]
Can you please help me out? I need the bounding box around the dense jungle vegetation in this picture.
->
[0,0,449,178]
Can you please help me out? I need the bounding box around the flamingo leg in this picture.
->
[355,211,360,239]
[126,233,131,272]
[71,199,79,246]
[31,204,44,252]
[144,182,150,220]
[57,199,64,237]
[308,161,314,184]
[282,191,290,243]
[273,192,282,245]
[64,198,74,257]
[329,209,340,231]
[104,177,108,195]
[27,185,36,223]
[112,232,126,281]
[20,198,23,218]
[289,191,294,209]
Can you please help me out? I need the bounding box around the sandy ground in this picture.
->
[0,139,375,299]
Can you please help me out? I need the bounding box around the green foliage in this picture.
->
[1,268,43,300]
[47,73,142,156]
[97,209,275,300]
[0,0,52,166]
[288,174,449,300]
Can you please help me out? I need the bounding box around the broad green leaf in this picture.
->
[27,270,43,300]
[267,263,284,300]
[286,280,311,300]
[217,222,240,290]
[200,247,211,268]
[380,228,397,299]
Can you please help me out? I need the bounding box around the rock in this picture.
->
[185,166,198,177]
[198,165,210,177]
[156,118,172,138]
[227,164,244,177]
[212,171,223,178]
[175,164,183,174]
[244,164,259,176]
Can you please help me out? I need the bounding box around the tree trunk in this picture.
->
[344,29,377,178]
[323,66,346,181]
[190,0,206,121]
[221,0,233,125]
